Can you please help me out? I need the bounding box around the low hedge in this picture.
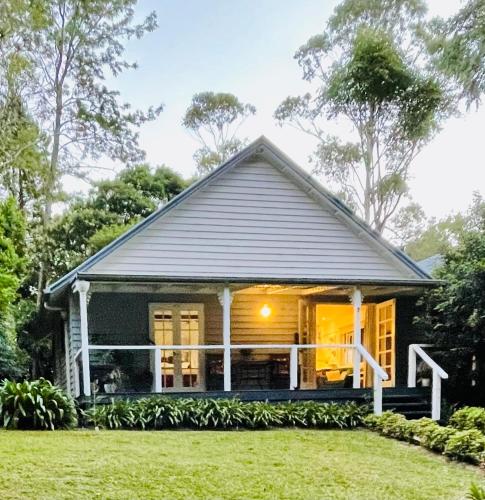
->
[0,378,77,430]
[83,397,369,431]
[449,406,485,433]
[365,411,485,465]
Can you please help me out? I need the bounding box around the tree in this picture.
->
[0,94,49,211]
[44,164,187,280]
[274,1,446,233]
[403,193,485,260]
[415,225,485,405]
[0,196,28,379]
[16,0,163,220]
[428,0,485,108]
[0,3,50,213]
[183,92,256,175]
[0,0,164,301]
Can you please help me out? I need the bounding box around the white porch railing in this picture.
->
[357,344,388,416]
[79,342,387,415]
[408,344,448,420]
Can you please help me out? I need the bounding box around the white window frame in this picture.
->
[148,303,205,392]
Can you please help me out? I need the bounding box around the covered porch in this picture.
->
[67,279,446,417]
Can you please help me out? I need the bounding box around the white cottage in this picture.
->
[45,137,447,418]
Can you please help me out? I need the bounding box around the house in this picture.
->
[45,137,447,418]
[417,254,444,276]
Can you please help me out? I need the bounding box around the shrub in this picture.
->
[364,411,414,441]
[133,397,187,430]
[364,413,457,451]
[84,400,135,429]
[82,397,367,431]
[407,418,438,443]
[418,423,457,452]
[444,429,485,463]
[0,378,77,430]
[243,401,283,429]
[450,407,485,433]
[184,398,247,429]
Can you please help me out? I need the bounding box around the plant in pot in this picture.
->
[103,367,122,394]
[417,361,432,387]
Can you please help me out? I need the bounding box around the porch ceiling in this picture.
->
[88,281,421,297]
[235,283,422,298]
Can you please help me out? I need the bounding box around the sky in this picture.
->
[65,0,485,221]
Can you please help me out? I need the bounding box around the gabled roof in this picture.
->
[45,136,434,297]
[418,254,444,276]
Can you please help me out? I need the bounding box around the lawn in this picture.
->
[0,429,483,499]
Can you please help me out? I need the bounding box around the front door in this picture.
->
[375,299,396,387]
[149,303,205,391]
[298,300,316,389]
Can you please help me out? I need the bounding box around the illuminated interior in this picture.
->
[314,304,368,387]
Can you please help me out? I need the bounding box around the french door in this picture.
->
[298,300,316,389]
[375,299,396,387]
[149,303,205,391]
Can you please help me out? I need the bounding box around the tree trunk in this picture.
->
[37,86,63,308]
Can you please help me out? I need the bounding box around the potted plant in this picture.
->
[417,361,432,387]
[103,367,122,393]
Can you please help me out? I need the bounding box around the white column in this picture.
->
[408,345,417,388]
[290,346,298,390]
[352,287,362,389]
[153,347,162,393]
[221,286,232,392]
[73,280,91,397]
[60,311,71,395]
[431,370,441,421]
[373,371,383,416]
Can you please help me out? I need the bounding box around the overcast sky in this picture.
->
[65,0,484,221]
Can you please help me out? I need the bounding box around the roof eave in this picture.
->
[75,273,442,287]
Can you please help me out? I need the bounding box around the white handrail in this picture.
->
[408,344,448,420]
[410,345,448,380]
[87,342,387,415]
[88,343,355,351]
[356,344,388,381]
[356,344,388,416]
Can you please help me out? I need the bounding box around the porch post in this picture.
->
[408,345,417,388]
[60,311,71,395]
[73,280,91,397]
[221,286,232,391]
[351,287,362,389]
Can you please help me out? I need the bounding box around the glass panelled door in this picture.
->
[149,303,204,391]
[375,299,396,387]
[298,300,316,389]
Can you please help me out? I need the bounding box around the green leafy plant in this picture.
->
[83,397,368,431]
[417,423,457,452]
[468,483,485,500]
[243,401,283,429]
[132,397,186,430]
[364,412,456,451]
[184,398,247,429]
[449,407,485,433]
[84,399,135,430]
[444,429,485,464]
[0,378,77,430]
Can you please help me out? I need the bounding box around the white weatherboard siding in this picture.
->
[87,158,414,281]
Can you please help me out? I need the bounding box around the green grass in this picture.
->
[0,429,483,499]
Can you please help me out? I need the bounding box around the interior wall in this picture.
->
[314,304,367,370]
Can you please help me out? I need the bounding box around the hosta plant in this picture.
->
[0,378,77,430]
[84,399,135,429]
